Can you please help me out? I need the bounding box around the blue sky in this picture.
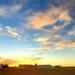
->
[0,0,75,66]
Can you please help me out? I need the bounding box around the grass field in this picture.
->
[0,68,75,75]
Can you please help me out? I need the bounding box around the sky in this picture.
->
[0,0,75,67]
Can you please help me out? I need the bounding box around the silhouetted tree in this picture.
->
[35,63,37,68]
[2,64,9,68]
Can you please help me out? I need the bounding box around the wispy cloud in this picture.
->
[43,21,71,35]
[30,57,42,61]
[5,26,23,40]
[68,26,75,36]
[41,40,75,50]
[34,34,62,43]
[34,37,50,42]
[0,25,5,36]
[33,34,63,51]
[0,7,5,17]
[29,39,75,51]
[0,4,22,18]
[40,43,51,50]
[0,27,2,32]
[6,26,19,37]
[54,40,75,50]
[10,4,22,13]
[0,25,21,39]
[54,35,62,39]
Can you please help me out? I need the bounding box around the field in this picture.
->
[0,68,75,75]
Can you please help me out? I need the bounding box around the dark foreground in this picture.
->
[0,68,75,75]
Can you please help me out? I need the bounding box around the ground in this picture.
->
[0,68,75,75]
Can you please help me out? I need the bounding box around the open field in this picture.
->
[0,68,75,75]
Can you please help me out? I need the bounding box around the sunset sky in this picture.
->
[0,0,75,67]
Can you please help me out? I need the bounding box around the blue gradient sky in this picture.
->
[0,0,75,66]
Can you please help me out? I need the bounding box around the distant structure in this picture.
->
[54,65,61,68]
[36,65,52,69]
[19,64,34,69]
[19,63,52,69]
[19,64,25,68]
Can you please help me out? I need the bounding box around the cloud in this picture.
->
[43,21,70,34]
[31,51,45,57]
[33,34,63,50]
[37,51,45,55]
[30,57,42,61]
[0,8,5,17]
[0,25,5,36]
[33,39,75,51]
[54,35,62,39]
[56,0,75,9]
[34,37,50,42]
[0,27,2,32]
[28,45,32,47]
[34,34,39,36]
[0,57,2,59]
[43,40,75,50]
[5,26,23,40]
[68,26,75,36]
[34,34,62,43]
[6,26,19,37]
[27,42,51,51]
[10,4,22,13]
[0,4,22,18]
[0,57,18,65]
[23,36,75,51]
[40,40,75,50]
[54,40,75,50]
[40,43,51,50]
[0,26,20,37]
[24,5,72,30]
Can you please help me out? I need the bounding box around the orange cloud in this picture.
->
[32,40,75,51]
[42,40,75,50]
[0,58,18,65]
[54,40,75,50]
[24,6,71,30]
